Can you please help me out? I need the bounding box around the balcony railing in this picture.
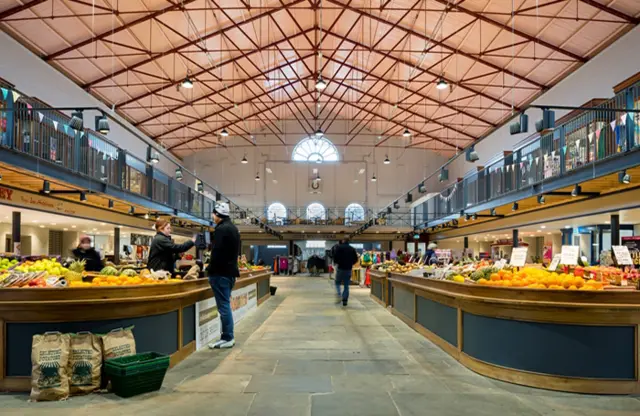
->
[0,86,246,226]
[410,79,640,227]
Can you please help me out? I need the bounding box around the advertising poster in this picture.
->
[195,283,259,349]
[621,236,640,266]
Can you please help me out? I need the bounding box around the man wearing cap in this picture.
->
[208,201,241,349]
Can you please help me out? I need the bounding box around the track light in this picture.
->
[316,174,322,182]
[371,174,377,182]
[384,155,391,164]
[197,180,204,193]
[175,168,183,181]
[69,110,83,131]
[255,172,260,181]
[535,109,556,133]
[220,128,229,137]
[129,206,135,215]
[108,199,114,209]
[571,184,581,197]
[538,195,546,204]
[241,155,248,164]
[95,113,110,135]
[512,202,519,211]
[619,170,631,184]
[402,128,411,137]
[80,191,87,202]
[181,74,194,89]
[490,208,497,216]
[393,201,400,209]
[438,168,448,182]
[42,180,50,194]
[466,145,479,162]
[436,78,448,90]
[471,214,477,221]
[148,148,159,164]
[315,76,327,90]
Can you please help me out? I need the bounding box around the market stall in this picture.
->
[386,272,640,394]
[369,269,389,306]
[0,268,272,392]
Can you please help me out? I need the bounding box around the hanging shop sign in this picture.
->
[195,283,258,349]
[621,237,640,266]
[612,245,634,266]
[510,247,528,267]
[560,245,580,265]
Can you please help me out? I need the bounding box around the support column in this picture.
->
[288,240,295,256]
[12,211,21,255]
[463,236,469,249]
[113,227,120,265]
[611,214,620,246]
[512,229,519,248]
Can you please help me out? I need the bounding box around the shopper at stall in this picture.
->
[148,219,196,273]
[207,201,241,349]
[424,243,437,264]
[333,239,359,306]
[72,235,104,272]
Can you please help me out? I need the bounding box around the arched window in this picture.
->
[306,203,326,220]
[267,202,287,224]
[345,203,365,225]
[292,136,339,163]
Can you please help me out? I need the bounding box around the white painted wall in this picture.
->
[183,122,447,212]
[0,223,49,255]
[425,25,640,195]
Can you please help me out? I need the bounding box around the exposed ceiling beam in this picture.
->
[82,0,308,88]
[579,0,639,24]
[0,0,48,20]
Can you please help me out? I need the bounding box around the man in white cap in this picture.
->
[207,201,241,349]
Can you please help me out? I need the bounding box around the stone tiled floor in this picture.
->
[2,276,640,415]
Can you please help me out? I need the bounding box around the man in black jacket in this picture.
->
[333,239,359,306]
[207,201,241,349]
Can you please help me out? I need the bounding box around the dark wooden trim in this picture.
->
[257,292,271,306]
[613,71,640,94]
[170,340,196,368]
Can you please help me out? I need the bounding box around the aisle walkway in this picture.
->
[2,276,640,415]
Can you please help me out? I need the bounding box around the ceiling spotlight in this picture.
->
[512,202,519,211]
[95,113,110,135]
[436,78,449,90]
[108,199,114,209]
[196,181,204,193]
[175,168,184,181]
[69,110,84,131]
[220,128,229,137]
[241,155,248,164]
[129,206,135,215]
[148,149,159,164]
[144,212,150,220]
[315,128,324,137]
[42,180,50,194]
[571,184,581,197]
[402,128,411,137]
[255,172,260,181]
[466,145,479,162]
[383,155,391,165]
[490,208,497,216]
[619,170,631,184]
[537,195,545,204]
[315,76,327,90]
[80,191,87,202]
[181,74,194,89]
[371,174,377,182]
[471,214,478,221]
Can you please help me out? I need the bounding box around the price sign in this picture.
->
[510,247,528,267]
[548,254,561,271]
[561,245,580,265]
[494,259,507,270]
[612,245,634,265]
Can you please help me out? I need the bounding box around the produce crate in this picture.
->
[104,352,170,398]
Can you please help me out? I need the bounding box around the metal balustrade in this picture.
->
[410,79,640,227]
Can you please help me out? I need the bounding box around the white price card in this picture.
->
[560,245,580,265]
[510,247,528,267]
[548,254,561,271]
[612,245,634,265]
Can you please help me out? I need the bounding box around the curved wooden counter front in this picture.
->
[0,271,272,392]
[387,273,640,394]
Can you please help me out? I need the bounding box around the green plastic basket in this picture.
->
[104,352,170,398]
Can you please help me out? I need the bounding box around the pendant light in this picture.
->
[255,172,260,181]
[383,155,391,165]
[181,71,194,89]
[436,79,448,90]
[571,184,581,197]
[315,76,327,91]
[402,128,411,137]
[69,110,84,131]
[371,174,377,182]
[175,168,184,181]
[315,128,324,137]
[95,113,110,135]
[220,128,229,137]
[241,154,248,164]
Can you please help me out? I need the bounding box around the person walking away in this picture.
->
[333,239,359,306]
[208,202,241,349]
[148,219,195,273]
[72,235,104,272]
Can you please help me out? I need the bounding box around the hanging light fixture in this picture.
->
[571,184,581,197]
[95,113,110,135]
[69,110,84,131]
[175,168,184,181]
[371,174,377,182]
[315,76,327,90]
[255,172,260,181]
[148,148,159,164]
[144,212,150,220]
[108,199,114,209]
[181,71,194,89]
[220,128,229,137]
[79,191,87,202]
[241,154,248,164]
[538,195,546,205]
[42,180,50,194]
[383,155,391,165]
[315,128,324,137]
[619,170,631,184]
[512,202,519,211]
[129,206,135,215]
[196,180,204,193]
[436,78,448,90]
[402,128,411,137]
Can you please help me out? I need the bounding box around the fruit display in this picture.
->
[66,259,85,282]
[372,260,421,274]
[0,257,18,272]
[69,275,182,287]
[99,266,119,276]
[450,267,607,290]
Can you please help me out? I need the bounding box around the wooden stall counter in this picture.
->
[369,269,390,307]
[0,271,272,392]
[387,273,640,395]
